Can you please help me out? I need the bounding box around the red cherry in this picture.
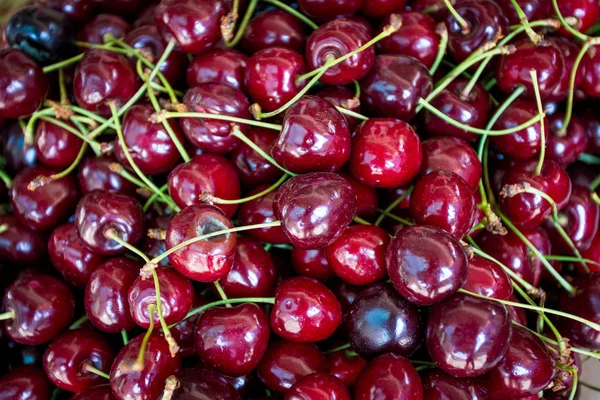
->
[35,119,83,168]
[43,0,95,24]
[238,186,290,244]
[173,367,240,399]
[241,9,306,54]
[421,369,488,400]
[299,0,363,21]
[77,156,137,197]
[316,86,363,130]
[0,214,47,265]
[558,273,600,349]
[354,353,424,400]
[547,113,589,166]
[547,37,586,102]
[0,366,52,400]
[582,47,600,98]
[291,248,336,282]
[338,172,378,219]
[463,255,513,300]
[187,49,248,92]
[170,294,208,358]
[285,372,351,400]
[326,349,367,387]
[71,385,115,400]
[76,14,131,45]
[556,0,600,37]
[230,128,281,187]
[582,233,600,272]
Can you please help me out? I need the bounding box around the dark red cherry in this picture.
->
[73,49,139,117]
[95,0,146,15]
[315,86,362,130]
[349,118,422,188]
[49,222,107,288]
[547,113,589,166]
[582,233,600,273]
[140,212,171,265]
[230,128,281,187]
[421,369,489,400]
[242,9,305,54]
[168,154,241,217]
[1,121,37,172]
[42,0,95,24]
[166,204,237,282]
[170,294,207,358]
[271,276,342,342]
[180,83,249,154]
[257,340,327,394]
[291,248,336,282]
[354,353,424,400]
[0,214,47,264]
[187,49,248,92]
[76,14,131,45]
[11,166,79,231]
[74,190,144,256]
[464,255,513,300]
[35,119,83,168]
[483,325,555,398]
[0,49,48,119]
[558,273,600,349]
[43,329,114,393]
[346,283,424,357]
[360,55,432,121]
[244,47,307,112]
[556,0,600,37]
[285,372,350,400]
[238,186,289,244]
[110,332,182,400]
[386,225,468,305]
[71,385,115,400]
[0,366,52,400]
[78,156,137,196]
[326,349,367,387]
[426,294,512,377]
[361,0,405,17]
[3,271,75,345]
[338,172,378,219]
[195,303,270,377]
[155,0,225,53]
[547,37,585,102]
[582,45,600,98]
[298,0,363,21]
[172,367,240,399]
[495,0,551,25]
[274,172,357,249]
[273,96,351,173]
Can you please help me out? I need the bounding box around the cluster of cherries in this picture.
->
[1,0,600,399]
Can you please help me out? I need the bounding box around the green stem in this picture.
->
[25,108,57,144]
[429,23,448,75]
[544,255,600,268]
[375,186,413,226]
[143,183,170,212]
[375,209,414,226]
[560,41,592,135]
[51,143,88,181]
[353,216,371,225]
[579,153,600,165]
[39,116,102,153]
[69,314,89,330]
[471,247,535,292]
[231,126,296,176]
[519,323,600,360]
[509,0,544,44]
[443,0,469,33]
[589,174,600,191]
[165,111,282,130]
[134,304,156,371]
[225,0,258,47]
[529,69,546,176]
[121,330,129,345]
[551,0,589,41]
[335,106,369,121]
[0,310,15,321]
[203,174,288,205]
[173,297,276,325]
[323,343,351,354]
[83,364,110,380]
[547,218,589,273]
[43,54,84,73]
[261,0,318,29]
[0,170,12,189]
[484,78,496,91]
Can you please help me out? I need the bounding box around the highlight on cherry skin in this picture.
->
[3,1,600,399]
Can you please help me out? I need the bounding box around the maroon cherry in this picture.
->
[241,9,306,54]
[74,190,144,256]
[43,0,95,24]
[299,0,363,21]
[35,119,83,168]
[354,353,424,400]
[187,49,248,92]
[547,37,585,102]
[582,44,600,98]
[272,96,351,173]
[326,350,367,387]
[274,172,357,249]
[0,214,47,264]
[257,340,327,394]
[426,294,512,377]
[316,86,363,130]
[582,234,600,273]
[78,156,137,197]
[285,372,350,400]
[230,127,281,187]
[165,204,237,282]
[464,255,513,300]
[172,367,240,399]
[291,248,336,282]
[495,0,550,25]
[71,385,115,400]
[421,369,489,400]
[170,294,208,358]
[76,13,131,45]
[547,113,589,166]
[556,0,600,37]
[271,276,342,342]
[238,186,289,244]
[1,121,37,172]
[339,172,378,219]
[0,366,52,400]
[43,329,114,393]
[3,271,75,345]
[386,225,468,306]
[557,273,600,349]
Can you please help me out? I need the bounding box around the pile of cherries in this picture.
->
[2,0,600,399]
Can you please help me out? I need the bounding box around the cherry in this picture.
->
[546,113,589,166]
[49,222,107,288]
[71,385,115,400]
[195,303,270,377]
[326,349,367,387]
[241,9,306,54]
[3,271,75,345]
[73,49,139,117]
[0,50,48,119]
[360,55,432,121]
[387,225,468,306]
[274,172,356,249]
[547,37,585,102]
[483,325,555,399]
[230,127,281,187]
[110,332,182,400]
[238,186,289,244]
[420,136,482,189]
[180,83,249,154]
[187,49,248,92]
[0,214,47,264]
[11,166,79,231]
[95,0,146,15]
[0,366,52,400]
[170,293,207,358]
[41,0,95,24]
[556,0,600,37]
[494,0,550,24]
[1,121,37,172]
[172,367,240,399]
[338,172,378,219]
[168,154,241,217]
[140,212,171,265]
[349,118,422,188]
[558,273,600,349]
[285,372,350,400]
[298,0,362,22]
[271,276,342,342]
[257,340,327,394]
[43,329,114,393]
[74,190,144,256]
[291,248,336,282]
[421,369,489,400]
[244,47,307,112]
[427,293,512,377]
[76,14,130,45]
[35,119,83,168]
[463,255,513,300]
[273,96,351,173]
[165,204,237,282]
[582,233,600,272]
[354,353,424,400]
[315,86,362,130]
[346,283,424,357]
[78,156,137,197]
[582,45,600,98]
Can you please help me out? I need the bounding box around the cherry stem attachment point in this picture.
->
[0,309,15,321]
[443,0,469,33]
[83,363,110,380]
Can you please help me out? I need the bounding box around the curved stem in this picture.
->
[559,41,591,135]
[26,108,56,144]
[230,127,296,176]
[43,54,84,73]
[50,143,88,181]
[544,255,600,268]
[509,0,544,44]
[213,281,231,308]
[443,0,469,33]
[430,23,448,75]
[529,69,546,176]
[83,364,110,380]
[149,267,179,356]
[261,0,318,29]
[375,186,413,226]
[335,106,369,121]
[471,247,535,292]
[173,297,276,325]
[551,0,589,41]
[133,304,156,371]
[165,111,282,130]
[518,323,600,360]
[39,116,101,153]
[203,174,288,205]
[224,0,258,47]
[143,183,170,212]
[69,314,90,330]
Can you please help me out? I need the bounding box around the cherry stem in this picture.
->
[109,163,165,203]
[224,0,258,47]
[149,267,179,357]
[213,280,232,308]
[69,314,90,330]
[25,108,58,145]
[430,23,448,75]
[443,0,469,33]
[375,186,413,226]
[551,0,589,41]
[262,0,319,29]
[0,224,7,235]
[353,216,371,225]
[82,364,110,380]
[548,218,589,274]
[484,78,496,91]
[43,53,85,73]
[143,183,169,212]
[375,209,414,226]
[509,0,544,44]
[164,111,282,131]
[579,153,600,165]
[52,143,89,181]
[161,375,180,400]
[38,116,101,154]
[471,246,535,292]
[172,297,276,326]
[133,304,156,372]
[562,365,578,400]
[335,106,369,121]
[58,68,69,106]
[545,255,600,268]
[516,322,600,360]
[121,330,129,345]
[353,80,360,98]
[323,343,351,354]
[589,175,600,191]
[62,104,113,127]
[560,40,592,135]
[0,309,15,321]
[0,170,12,189]
[202,174,289,205]
[529,69,546,176]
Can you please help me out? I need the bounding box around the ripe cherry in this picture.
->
[547,37,585,102]
[421,369,489,400]
[78,156,137,197]
[326,349,367,387]
[316,86,363,130]
[241,9,305,54]
[187,49,248,92]
[556,0,600,37]
[285,372,351,400]
[172,367,240,399]
[238,186,289,244]
[546,113,589,166]
[71,385,115,400]
[582,46,600,98]
[495,0,550,25]
[35,119,83,168]
[0,366,52,400]
[558,273,600,350]
[354,353,424,400]
[463,255,513,300]
[76,14,130,45]
[169,294,207,358]
[0,50,48,119]
[338,172,378,219]
[0,214,47,264]
[298,0,362,22]
[361,0,406,18]
[42,0,95,24]
[291,248,336,282]
[230,128,281,187]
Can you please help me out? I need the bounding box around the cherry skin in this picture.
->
[463,255,513,300]
[558,273,600,350]
[110,332,182,400]
[582,233,600,273]
[43,329,114,393]
[71,385,115,400]
[170,293,207,358]
[3,271,75,345]
[360,55,432,121]
[76,14,131,45]
[95,0,146,15]
[495,0,551,25]
[298,0,363,22]
[85,257,140,333]
[421,369,489,400]
[10,166,79,231]
[272,96,351,173]
[0,366,53,400]
[483,325,555,399]
[78,156,137,197]
[354,353,424,400]
[172,367,240,399]
[238,186,290,244]
[168,154,241,218]
[1,121,37,172]
[73,49,139,117]
[360,0,405,18]
[155,0,225,54]
[557,0,600,37]
[0,49,48,119]
[316,86,362,130]
[349,118,422,188]
[165,204,237,282]
[546,113,589,166]
[74,190,144,256]
[285,372,351,400]
[426,294,512,377]
[35,119,83,168]
[244,47,307,112]
[241,9,306,54]
[49,222,107,288]
[271,276,342,342]
[325,349,367,387]
[386,225,468,306]
[274,172,357,249]
[180,83,249,154]
[346,283,424,357]
[230,127,281,187]
[41,0,95,24]
[338,172,378,219]
[0,214,47,264]
[291,248,336,282]
[140,212,172,265]
[195,303,270,377]
[257,340,327,394]
[547,37,585,102]
[581,46,600,98]
[187,49,248,92]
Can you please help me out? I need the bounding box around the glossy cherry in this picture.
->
[42,0,95,24]
[326,349,367,387]
[230,128,281,187]
[0,50,48,119]
[0,214,47,264]
[76,14,130,45]
[495,0,551,25]
[172,367,240,399]
[547,37,585,102]
[298,0,363,21]
[354,353,424,400]
[421,369,489,400]
[582,44,600,98]
[35,119,83,168]
[464,255,513,300]
[547,113,589,166]
[1,121,37,172]
[291,248,336,282]
[558,273,600,350]
[241,9,305,54]
[556,0,600,37]
[187,49,248,92]
[285,372,350,400]
[238,186,289,244]
[582,233,600,273]
[316,86,362,130]
[0,366,52,400]
[78,156,137,196]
